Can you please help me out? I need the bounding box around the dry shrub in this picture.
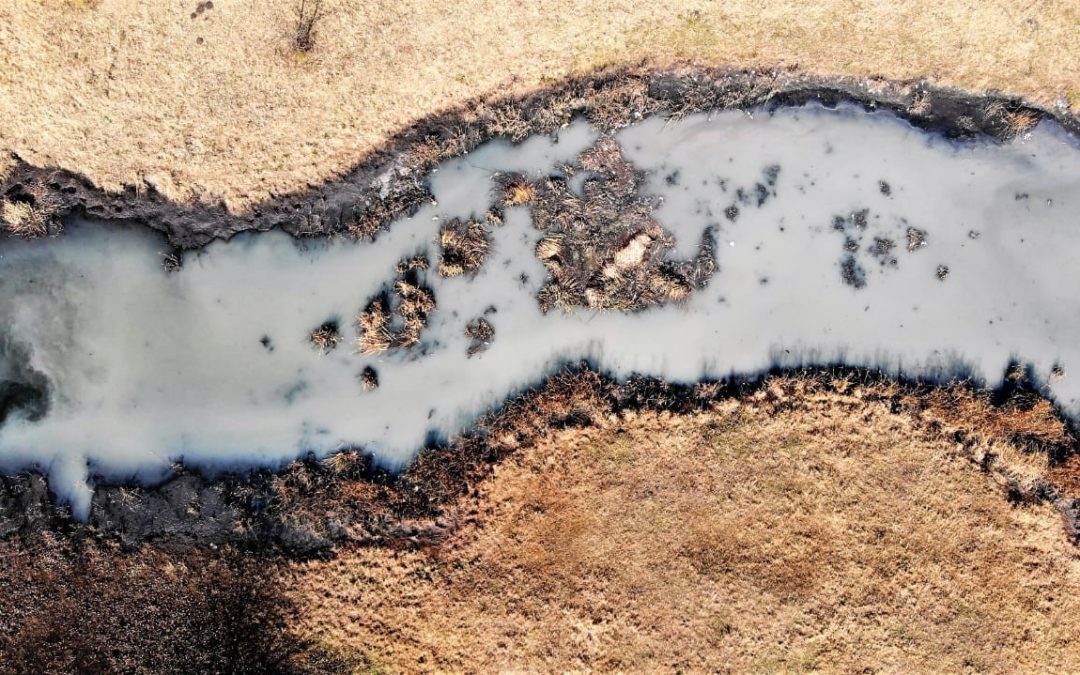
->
[438,219,491,277]
[292,0,325,53]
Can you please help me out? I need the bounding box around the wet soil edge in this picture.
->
[3,64,1080,553]
[3,64,1077,249]
[2,364,1077,556]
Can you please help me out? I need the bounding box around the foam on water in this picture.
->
[1,104,1078,517]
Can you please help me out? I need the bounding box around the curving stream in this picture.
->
[1,103,1078,517]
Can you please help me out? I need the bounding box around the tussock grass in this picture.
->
[355,295,392,355]
[438,219,491,277]
[356,258,437,354]
[308,321,340,353]
[0,182,62,238]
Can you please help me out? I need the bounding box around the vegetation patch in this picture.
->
[438,218,491,277]
[528,136,717,312]
[355,257,437,354]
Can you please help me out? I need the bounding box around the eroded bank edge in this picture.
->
[2,65,1077,249]
[2,365,1078,556]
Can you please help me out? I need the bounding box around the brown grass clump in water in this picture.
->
[438,218,491,277]
[355,295,392,355]
[356,257,437,354]
[394,278,436,348]
[530,136,716,312]
[307,321,340,353]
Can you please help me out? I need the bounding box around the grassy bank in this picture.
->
[1,0,1076,208]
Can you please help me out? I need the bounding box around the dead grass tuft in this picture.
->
[356,258,438,354]
[501,175,536,206]
[986,101,1042,139]
[308,320,341,353]
[394,278,436,348]
[356,295,392,355]
[438,218,491,277]
[1,182,63,239]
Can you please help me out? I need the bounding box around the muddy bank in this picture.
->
[1,366,1076,556]
[3,66,1076,249]
[2,67,1080,554]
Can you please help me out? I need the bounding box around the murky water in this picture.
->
[1,104,1078,516]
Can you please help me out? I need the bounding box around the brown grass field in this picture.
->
[3,374,1080,673]
[1,0,1077,208]
[277,378,1080,673]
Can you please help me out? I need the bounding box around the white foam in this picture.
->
[0,105,1078,518]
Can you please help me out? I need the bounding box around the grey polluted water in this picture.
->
[0,103,1078,517]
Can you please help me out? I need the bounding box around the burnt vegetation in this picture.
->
[528,136,716,312]
[0,541,358,674]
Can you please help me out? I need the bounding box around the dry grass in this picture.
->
[437,218,490,277]
[0,180,62,238]
[393,278,435,349]
[355,295,392,355]
[282,384,1080,672]
[0,1,1076,207]
[308,321,340,353]
[2,371,1079,672]
[355,267,437,354]
[501,175,536,207]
